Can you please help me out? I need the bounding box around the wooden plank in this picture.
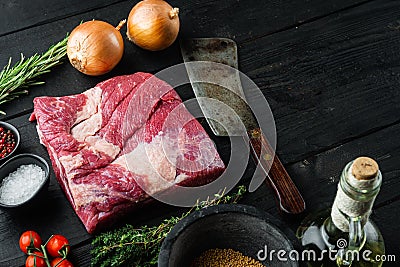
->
[284,122,400,263]
[0,0,366,38]
[0,0,367,119]
[0,0,124,36]
[0,0,397,164]
[0,113,201,266]
[1,0,399,265]
[71,194,400,267]
[286,123,400,213]
[61,120,400,267]
[239,120,400,229]
[370,200,399,261]
[2,106,399,265]
[177,0,368,42]
[69,206,400,267]
[238,0,400,163]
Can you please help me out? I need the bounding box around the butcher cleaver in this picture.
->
[181,38,305,214]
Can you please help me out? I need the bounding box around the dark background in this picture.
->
[0,0,399,266]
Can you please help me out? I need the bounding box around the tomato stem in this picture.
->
[40,245,52,267]
[59,244,70,258]
[53,257,67,267]
[43,234,54,246]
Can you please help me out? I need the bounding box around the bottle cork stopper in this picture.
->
[352,157,379,180]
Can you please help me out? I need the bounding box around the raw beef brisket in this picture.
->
[31,73,225,233]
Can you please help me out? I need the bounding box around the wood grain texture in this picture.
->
[253,120,400,265]
[0,0,125,36]
[238,0,400,164]
[0,0,399,266]
[4,93,398,267]
[52,104,400,267]
[0,0,366,119]
[371,201,400,260]
[0,0,367,38]
[0,0,398,164]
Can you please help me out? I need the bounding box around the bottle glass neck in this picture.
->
[323,161,382,265]
[331,161,382,232]
[339,161,382,203]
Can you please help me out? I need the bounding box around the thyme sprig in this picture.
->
[0,35,68,114]
[91,186,247,267]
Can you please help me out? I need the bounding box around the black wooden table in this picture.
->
[0,0,399,266]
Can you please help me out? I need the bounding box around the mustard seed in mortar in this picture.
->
[191,248,265,267]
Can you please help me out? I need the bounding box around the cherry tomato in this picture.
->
[45,235,70,258]
[50,258,74,267]
[25,251,46,267]
[19,231,42,254]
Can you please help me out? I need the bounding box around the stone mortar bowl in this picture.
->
[158,204,299,267]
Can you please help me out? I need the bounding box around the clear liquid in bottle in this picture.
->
[296,157,385,266]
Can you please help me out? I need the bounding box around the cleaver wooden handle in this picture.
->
[248,128,305,214]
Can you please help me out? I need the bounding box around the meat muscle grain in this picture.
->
[30,73,225,233]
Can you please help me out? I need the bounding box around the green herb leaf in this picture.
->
[91,186,246,267]
[0,35,68,114]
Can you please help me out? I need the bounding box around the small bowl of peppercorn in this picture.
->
[0,121,20,161]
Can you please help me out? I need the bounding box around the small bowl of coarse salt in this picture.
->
[0,153,49,208]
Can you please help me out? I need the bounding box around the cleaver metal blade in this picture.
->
[181,38,305,214]
[180,38,257,136]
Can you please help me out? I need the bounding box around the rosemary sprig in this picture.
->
[0,35,68,114]
[91,186,247,267]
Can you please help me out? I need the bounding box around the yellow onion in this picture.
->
[67,20,125,76]
[127,0,180,51]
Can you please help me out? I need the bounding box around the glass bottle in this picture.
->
[296,157,385,266]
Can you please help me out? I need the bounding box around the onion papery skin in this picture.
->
[67,20,124,76]
[127,0,180,51]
